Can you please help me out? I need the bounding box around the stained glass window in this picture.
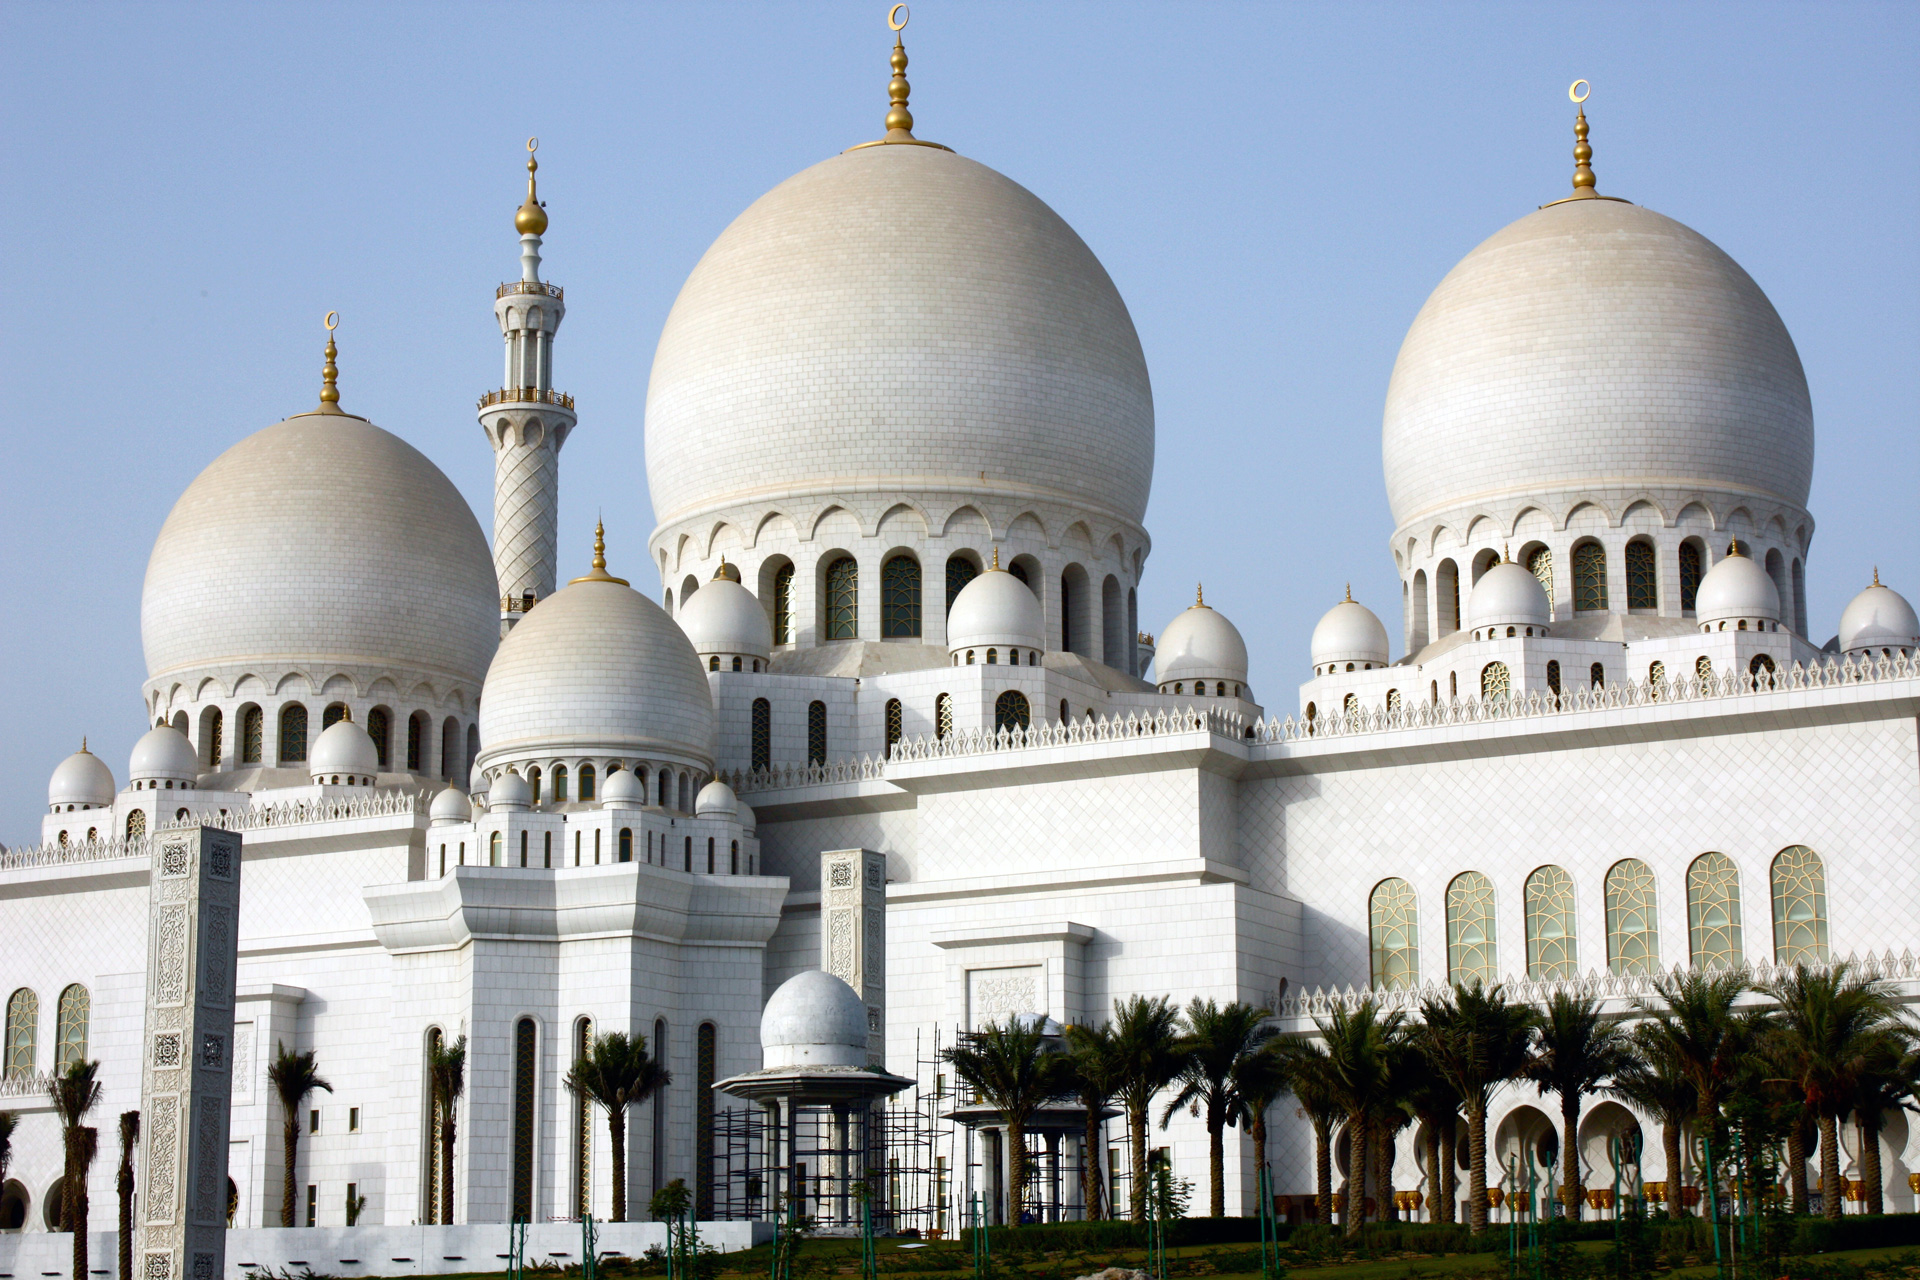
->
[696,1023,717,1220]
[773,563,794,645]
[206,708,224,768]
[885,699,903,756]
[751,698,771,771]
[279,703,308,764]
[1626,540,1658,610]
[825,557,859,640]
[1480,661,1511,705]
[4,988,36,1079]
[995,690,1030,732]
[1524,866,1578,980]
[1679,541,1704,612]
[1573,542,1608,612]
[1527,546,1555,619]
[1368,878,1419,990]
[935,694,952,740]
[512,1018,536,1222]
[882,555,922,638]
[54,984,87,1069]
[1446,871,1497,986]
[1770,845,1828,964]
[946,555,979,615]
[808,701,827,765]
[1687,852,1744,971]
[1605,859,1660,975]
[366,708,388,768]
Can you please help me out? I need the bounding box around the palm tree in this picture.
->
[1319,999,1405,1236]
[267,1042,332,1227]
[1759,963,1904,1220]
[1844,1029,1917,1218]
[564,1031,671,1222]
[1161,999,1276,1218]
[942,1018,1066,1225]
[1399,1052,1462,1223]
[1415,983,1537,1234]
[49,1059,103,1280]
[1063,1022,1124,1220]
[0,1110,16,1198]
[1230,1040,1290,1209]
[117,1111,139,1280]
[1277,1038,1341,1227]
[1609,1027,1698,1220]
[1524,993,1633,1220]
[1109,995,1182,1221]
[426,1035,467,1225]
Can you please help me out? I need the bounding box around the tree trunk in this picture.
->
[1345,1112,1368,1237]
[609,1105,627,1223]
[1129,1102,1148,1222]
[1560,1090,1582,1220]
[1859,1110,1884,1217]
[1818,1113,1841,1221]
[281,1118,299,1227]
[1313,1119,1332,1226]
[1376,1124,1395,1222]
[1250,1110,1269,1219]
[71,1128,95,1280]
[118,1159,134,1280]
[1008,1120,1027,1225]
[1082,1101,1105,1221]
[1662,1119,1684,1221]
[1208,1100,1225,1218]
[441,1109,457,1225]
[1440,1118,1458,1225]
[1467,1101,1488,1234]
[1788,1117,1809,1217]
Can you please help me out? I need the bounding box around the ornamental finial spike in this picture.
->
[884,6,915,141]
[569,518,631,585]
[1344,583,1353,603]
[516,137,549,237]
[991,546,1000,571]
[318,311,342,411]
[1568,80,1598,198]
[1196,582,1205,608]
[1873,565,1882,588]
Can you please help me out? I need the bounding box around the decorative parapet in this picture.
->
[478,386,574,410]
[1277,951,1920,1024]
[0,834,155,871]
[496,280,564,300]
[0,1069,54,1100]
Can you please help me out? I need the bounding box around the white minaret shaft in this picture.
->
[480,140,576,634]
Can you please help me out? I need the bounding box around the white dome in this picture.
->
[1156,597,1250,692]
[759,969,869,1069]
[1310,597,1390,669]
[602,767,648,809]
[645,143,1154,530]
[695,778,738,818]
[141,411,497,694]
[676,574,772,661]
[430,785,469,825]
[1838,581,1920,654]
[490,770,532,809]
[736,798,757,836]
[48,747,114,811]
[1695,548,1781,627]
[468,762,489,794]
[129,726,198,784]
[1466,561,1552,633]
[477,570,716,775]
[1383,198,1812,530]
[310,719,379,782]
[947,568,1045,655]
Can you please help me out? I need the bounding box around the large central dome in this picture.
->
[644,143,1155,529]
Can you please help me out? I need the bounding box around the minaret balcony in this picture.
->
[478,386,575,410]
[497,280,564,300]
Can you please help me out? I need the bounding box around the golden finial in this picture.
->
[569,519,631,585]
[846,6,952,153]
[1344,584,1353,603]
[714,556,742,583]
[1196,583,1206,608]
[1873,566,1882,588]
[1568,81,1597,197]
[81,736,88,753]
[318,312,342,412]
[991,546,1001,571]
[516,137,548,237]
[1727,539,1744,557]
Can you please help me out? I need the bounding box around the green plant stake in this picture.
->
[582,1212,598,1280]
[1704,1135,1723,1280]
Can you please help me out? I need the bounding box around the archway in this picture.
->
[0,1179,27,1230]
[1578,1100,1643,1187]
[41,1177,64,1229]
[1493,1105,1560,1186]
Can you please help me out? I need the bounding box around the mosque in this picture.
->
[4,18,1919,1251]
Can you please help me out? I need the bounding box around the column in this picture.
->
[819,849,886,1064]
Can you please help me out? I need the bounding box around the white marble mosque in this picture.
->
[4,21,1920,1254]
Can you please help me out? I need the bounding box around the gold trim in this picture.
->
[844,6,952,153]
[568,520,631,586]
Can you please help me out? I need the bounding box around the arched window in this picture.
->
[994,690,1030,732]
[1648,660,1666,699]
[1590,663,1605,689]
[885,699,903,756]
[573,1018,593,1218]
[1695,656,1713,683]
[1524,865,1577,980]
[1686,852,1744,971]
[1386,688,1402,714]
[579,764,596,801]
[808,701,827,764]
[405,712,422,772]
[751,698,772,771]
[1604,859,1660,975]
[1792,558,1808,635]
[4,989,38,1079]
[707,837,715,873]
[1480,662,1510,705]
[1625,540,1658,610]
[1448,671,1458,700]
[279,703,308,763]
[553,765,569,802]
[1058,698,1069,724]
[528,766,542,804]
[204,707,225,768]
[1572,541,1608,612]
[490,831,503,867]
[512,1017,537,1223]
[946,554,980,615]
[1679,541,1704,612]
[1749,653,1777,686]
[441,718,459,781]
[618,828,633,863]
[709,656,720,672]
[678,773,691,813]
[986,648,997,665]
[1305,702,1317,730]
[1526,546,1555,618]
[882,555,922,638]
[772,562,795,645]
[1445,871,1497,986]
[126,809,146,839]
[696,1023,718,1219]
[1770,846,1828,964]
[731,840,740,874]
[658,769,671,807]
[1546,660,1561,697]
[242,706,264,765]
[1436,559,1460,635]
[1342,693,1358,716]
[824,556,859,640]
[1368,879,1419,991]
[366,708,390,768]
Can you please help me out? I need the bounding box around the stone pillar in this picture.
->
[819,849,885,1064]
[138,826,242,1280]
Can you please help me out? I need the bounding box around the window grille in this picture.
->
[1770,845,1828,964]
[772,563,794,644]
[1686,852,1744,971]
[994,690,1030,731]
[1605,858,1659,975]
[4,988,37,1079]
[946,554,980,615]
[882,555,922,637]
[1368,879,1419,990]
[1626,540,1658,610]
[1480,662,1510,705]
[751,699,771,770]
[366,708,388,767]
[1526,546,1555,618]
[1573,542,1608,612]
[1524,865,1577,979]
[1445,871,1497,986]
[1679,541,1704,612]
[322,703,347,731]
[512,1018,536,1222]
[825,557,858,639]
[696,1024,717,1219]
[279,704,308,763]
[807,701,827,764]
[885,699,903,756]
[936,694,953,739]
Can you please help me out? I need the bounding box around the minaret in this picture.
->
[480,137,576,635]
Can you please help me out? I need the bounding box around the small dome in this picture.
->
[1466,561,1551,634]
[430,785,470,825]
[1310,596,1390,669]
[129,726,198,784]
[695,779,738,818]
[490,770,532,810]
[947,567,1045,655]
[48,747,114,811]
[676,575,772,661]
[1156,593,1250,693]
[1695,548,1781,628]
[759,969,869,1069]
[736,798,757,836]
[1838,579,1919,654]
[310,719,379,782]
[468,762,489,794]
[603,767,648,809]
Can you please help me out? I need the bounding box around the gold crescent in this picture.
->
[324,311,338,331]
[527,136,539,153]
[888,3,909,32]
[1569,80,1590,104]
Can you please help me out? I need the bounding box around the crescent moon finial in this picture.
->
[1568,80,1597,196]
[1569,79,1590,104]
[319,313,341,408]
[527,136,539,154]
[324,311,338,331]
[889,3,909,32]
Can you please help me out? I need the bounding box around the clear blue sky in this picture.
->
[2,2,1914,842]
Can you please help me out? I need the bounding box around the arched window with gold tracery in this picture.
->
[1526,546,1555,618]
[945,554,980,616]
[994,690,1030,732]
[1445,871,1497,986]
[885,699,903,756]
[935,693,952,740]
[4,988,37,1079]
[1770,845,1828,964]
[1368,878,1419,990]
[55,984,88,1069]
[807,701,827,764]
[1524,865,1577,979]
[1626,539,1658,610]
[1687,852,1744,971]
[772,563,795,645]
[882,555,922,638]
[1480,662,1510,705]
[1604,858,1660,975]
[751,698,771,771]
[824,556,859,640]
[1572,541,1608,612]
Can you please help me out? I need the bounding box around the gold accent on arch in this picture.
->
[569,520,631,585]
[845,5,953,153]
